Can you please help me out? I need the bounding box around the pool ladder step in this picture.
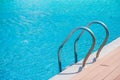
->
[58,20,109,72]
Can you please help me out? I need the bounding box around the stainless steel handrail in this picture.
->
[58,27,96,72]
[74,20,109,63]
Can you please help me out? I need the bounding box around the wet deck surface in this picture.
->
[70,46,120,80]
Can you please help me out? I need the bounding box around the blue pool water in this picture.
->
[0,0,120,80]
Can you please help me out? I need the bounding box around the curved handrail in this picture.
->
[74,20,109,63]
[58,27,96,72]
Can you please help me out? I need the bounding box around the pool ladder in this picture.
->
[58,20,109,72]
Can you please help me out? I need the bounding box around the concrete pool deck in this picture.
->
[50,37,120,80]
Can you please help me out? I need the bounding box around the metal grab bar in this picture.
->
[74,20,109,62]
[58,27,96,72]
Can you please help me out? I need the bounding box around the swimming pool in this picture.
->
[0,0,120,80]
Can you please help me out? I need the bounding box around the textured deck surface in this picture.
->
[70,46,120,80]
